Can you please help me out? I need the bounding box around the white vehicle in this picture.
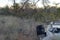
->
[43,21,60,40]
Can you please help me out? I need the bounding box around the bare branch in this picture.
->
[21,0,30,9]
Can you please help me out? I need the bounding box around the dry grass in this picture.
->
[0,15,42,40]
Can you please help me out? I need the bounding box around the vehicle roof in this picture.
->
[49,21,60,28]
[52,25,60,28]
[50,21,60,25]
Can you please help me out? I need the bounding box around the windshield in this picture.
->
[49,28,60,33]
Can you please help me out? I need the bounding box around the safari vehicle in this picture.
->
[43,21,60,40]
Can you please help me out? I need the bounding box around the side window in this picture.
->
[49,28,57,33]
[56,28,60,33]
